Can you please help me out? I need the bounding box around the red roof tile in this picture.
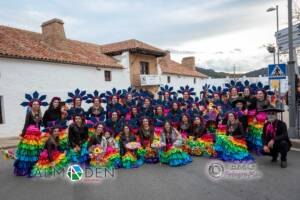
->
[159,56,207,78]
[102,39,166,56]
[0,25,122,68]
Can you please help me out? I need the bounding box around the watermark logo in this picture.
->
[206,160,262,181]
[66,165,83,182]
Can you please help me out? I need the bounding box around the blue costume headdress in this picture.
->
[177,85,196,96]
[65,88,87,103]
[85,90,106,104]
[20,91,48,107]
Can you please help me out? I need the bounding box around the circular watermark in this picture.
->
[208,162,224,179]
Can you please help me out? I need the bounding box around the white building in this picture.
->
[0,18,207,137]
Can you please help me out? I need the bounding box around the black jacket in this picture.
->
[42,109,61,127]
[68,123,88,149]
[262,120,292,147]
[22,111,42,136]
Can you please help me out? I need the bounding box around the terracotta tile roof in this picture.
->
[159,56,207,78]
[102,39,166,56]
[0,25,122,68]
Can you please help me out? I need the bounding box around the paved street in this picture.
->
[0,151,299,200]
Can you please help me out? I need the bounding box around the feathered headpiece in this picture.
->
[252,82,274,95]
[105,88,123,102]
[158,85,177,98]
[20,91,48,107]
[43,120,67,133]
[86,90,106,104]
[224,80,242,91]
[178,85,196,96]
[238,80,256,94]
[66,88,87,103]
[200,84,210,94]
[208,86,223,96]
[121,87,138,98]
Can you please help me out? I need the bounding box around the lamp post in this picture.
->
[287,0,297,138]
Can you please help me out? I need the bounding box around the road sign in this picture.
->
[268,64,287,79]
[275,23,300,51]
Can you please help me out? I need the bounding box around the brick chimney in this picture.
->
[181,56,195,69]
[41,18,66,46]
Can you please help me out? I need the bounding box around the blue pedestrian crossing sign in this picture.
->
[268,64,287,80]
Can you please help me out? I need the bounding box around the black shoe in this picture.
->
[281,161,287,168]
[271,157,278,162]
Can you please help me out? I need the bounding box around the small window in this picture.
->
[140,62,149,75]
[167,76,171,83]
[105,71,111,81]
[0,96,3,124]
[194,77,196,84]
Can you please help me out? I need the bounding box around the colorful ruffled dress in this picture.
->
[247,111,266,153]
[160,143,192,167]
[215,134,254,161]
[89,145,107,168]
[186,134,216,157]
[121,142,143,169]
[68,142,90,164]
[103,146,122,169]
[14,125,44,176]
[31,148,68,177]
[58,129,68,151]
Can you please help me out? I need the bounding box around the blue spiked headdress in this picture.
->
[158,85,177,97]
[138,89,154,101]
[208,85,223,96]
[86,90,106,104]
[121,87,137,98]
[177,85,196,96]
[238,80,256,94]
[105,88,123,102]
[224,80,242,92]
[20,91,48,107]
[253,82,274,95]
[66,88,87,104]
[200,84,210,98]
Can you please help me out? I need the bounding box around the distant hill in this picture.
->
[196,67,268,78]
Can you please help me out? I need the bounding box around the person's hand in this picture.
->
[263,145,270,153]
[268,139,274,148]
[18,134,23,140]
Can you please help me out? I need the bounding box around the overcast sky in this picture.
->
[0,0,296,73]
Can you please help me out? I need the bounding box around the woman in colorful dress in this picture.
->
[105,111,125,137]
[167,102,182,129]
[66,88,87,118]
[103,128,122,169]
[14,91,48,176]
[178,113,192,139]
[247,82,272,153]
[42,97,62,127]
[127,106,141,136]
[85,90,106,121]
[153,105,166,136]
[160,121,192,167]
[106,88,125,117]
[31,125,68,176]
[215,111,253,161]
[68,113,89,165]
[138,117,159,163]
[120,125,143,168]
[157,85,176,116]
[88,123,107,168]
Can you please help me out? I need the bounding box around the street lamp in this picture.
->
[267,5,279,65]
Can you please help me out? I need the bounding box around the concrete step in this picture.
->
[291,139,300,151]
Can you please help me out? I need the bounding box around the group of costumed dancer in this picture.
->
[8,79,293,178]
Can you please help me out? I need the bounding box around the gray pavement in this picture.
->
[0,151,299,200]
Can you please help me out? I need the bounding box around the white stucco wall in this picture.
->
[0,57,131,138]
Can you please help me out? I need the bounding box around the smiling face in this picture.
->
[172,102,178,110]
[164,92,170,100]
[228,113,235,123]
[183,91,189,100]
[74,98,81,107]
[256,90,265,101]
[244,88,251,96]
[52,99,60,109]
[156,106,163,115]
[31,101,40,112]
[74,116,82,126]
[52,128,60,138]
[231,88,238,96]
[142,118,149,127]
[112,112,118,121]
[112,96,118,104]
[164,121,171,131]
[93,98,100,107]
[127,94,133,101]
[194,117,201,125]
[123,126,130,134]
[95,124,104,135]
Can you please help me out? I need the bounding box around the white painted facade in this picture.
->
[0,51,289,138]
[0,56,131,137]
